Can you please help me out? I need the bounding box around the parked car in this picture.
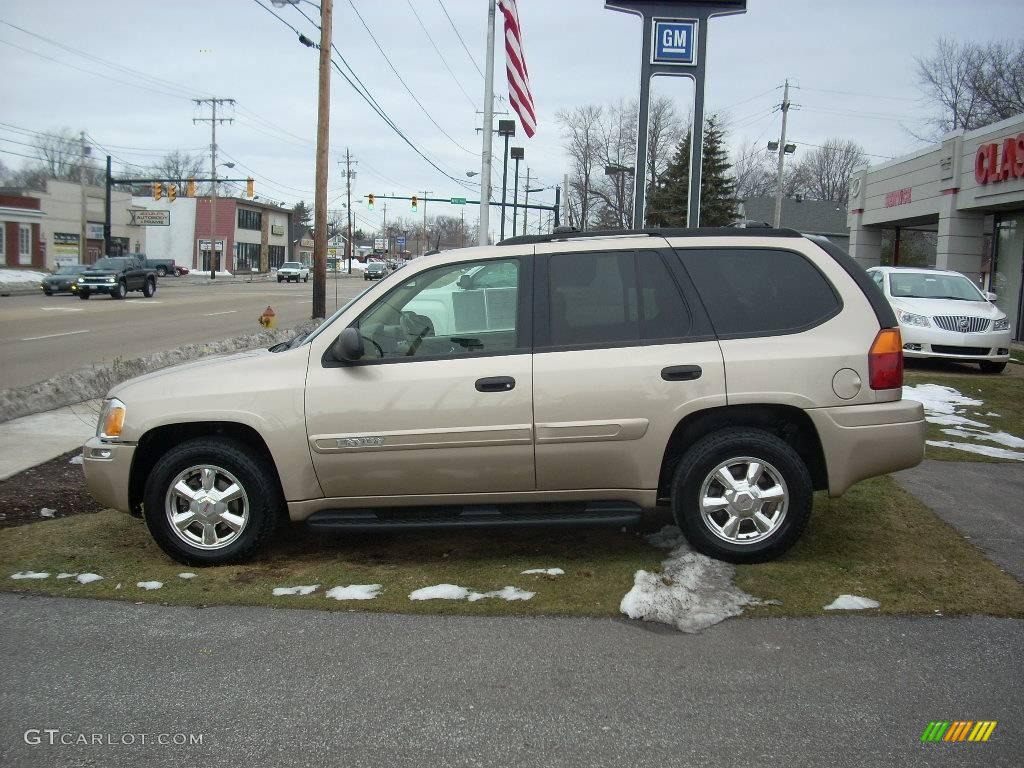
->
[364,261,388,281]
[174,265,190,276]
[143,258,177,277]
[867,266,1012,373]
[40,264,88,295]
[72,255,157,300]
[83,228,926,566]
[277,262,309,283]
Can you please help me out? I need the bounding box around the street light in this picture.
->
[510,147,524,237]
[466,171,479,178]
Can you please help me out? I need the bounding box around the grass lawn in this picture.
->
[904,365,1024,463]
[2,476,1021,620]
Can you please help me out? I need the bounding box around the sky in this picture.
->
[0,0,1019,241]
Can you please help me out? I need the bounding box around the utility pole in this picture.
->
[340,149,357,274]
[773,79,791,229]
[563,172,570,229]
[310,0,334,318]
[103,155,112,255]
[478,0,496,246]
[521,168,530,236]
[510,147,523,236]
[193,96,235,279]
[78,131,88,262]
[421,190,432,255]
[382,201,388,253]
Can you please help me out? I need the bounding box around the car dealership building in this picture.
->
[848,113,1024,341]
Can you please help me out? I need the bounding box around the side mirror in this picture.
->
[332,327,364,362]
[986,291,998,302]
[457,274,474,290]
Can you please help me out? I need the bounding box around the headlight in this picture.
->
[97,398,126,440]
[106,276,116,283]
[77,277,84,283]
[896,308,931,327]
[993,317,1010,331]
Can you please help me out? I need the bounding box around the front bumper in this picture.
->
[806,399,926,497]
[82,437,135,513]
[72,282,116,294]
[899,324,1011,361]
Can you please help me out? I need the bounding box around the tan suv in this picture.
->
[83,228,926,566]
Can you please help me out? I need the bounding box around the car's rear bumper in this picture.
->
[82,437,135,513]
[806,398,926,497]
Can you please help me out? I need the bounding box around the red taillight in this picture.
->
[869,328,903,390]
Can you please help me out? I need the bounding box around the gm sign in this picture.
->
[652,19,697,65]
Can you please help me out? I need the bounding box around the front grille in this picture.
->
[931,345,991,356]
[932,315,990,333]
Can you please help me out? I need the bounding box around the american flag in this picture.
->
[499,0,536,138]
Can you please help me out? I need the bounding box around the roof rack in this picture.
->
[498,226,803,246]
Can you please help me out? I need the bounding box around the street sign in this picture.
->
[373,237,388,252]
[450,197,467,205]
[396,236,406,250]
[652,19,697,65]
[128,209,170,227]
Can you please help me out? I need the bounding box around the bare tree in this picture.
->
[150,150,206,184]
[556,104,603,230]
[33,127,81,180]
[646,96,687,191]
[792,138,867,202]
[732,138,775,200]
[591,100,637,229]
[972,40,1024,123]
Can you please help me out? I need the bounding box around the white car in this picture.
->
[277,262,310,283]
[867,266,1011,373]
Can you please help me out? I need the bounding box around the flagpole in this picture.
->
[479,0,496,246]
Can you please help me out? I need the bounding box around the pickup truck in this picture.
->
[143,258,180,277]
[72,255,158,300]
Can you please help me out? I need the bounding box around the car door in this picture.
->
[531,241,727,492]
[304,254,536,499]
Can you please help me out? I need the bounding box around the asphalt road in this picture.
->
[0,278,366,390]
[0,594,1020,768]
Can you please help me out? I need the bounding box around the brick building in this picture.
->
[0,192,44,269]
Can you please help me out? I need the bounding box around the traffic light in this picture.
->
[246,178,254,198]
[411,195,418,212]
[186,178,196,197]
[168,184,177,202]
[367,193,375,209]
[152,182,163,200]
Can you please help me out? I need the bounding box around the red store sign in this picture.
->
[975,133,1024,184]
[885,187,912,207]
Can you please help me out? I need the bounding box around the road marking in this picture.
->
[22,329,90,341]
[123,300,164,306]
[39,307,83,312]
[203,310,238,316]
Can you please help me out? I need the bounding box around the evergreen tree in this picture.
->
[646,115,738,227]
[292,200,312,229]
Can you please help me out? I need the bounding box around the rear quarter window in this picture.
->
[676,247,842,338]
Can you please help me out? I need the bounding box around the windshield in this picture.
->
[55,265,84,274]
[888,272,984,302]
[282,262,302,269]
[92,258,126,270]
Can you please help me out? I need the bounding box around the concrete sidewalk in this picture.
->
[0,400,98,480]
[895,459,1024,581]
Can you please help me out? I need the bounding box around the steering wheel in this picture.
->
[360,334,385,358]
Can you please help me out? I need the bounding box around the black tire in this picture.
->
[78,291,90,300]
[156,266,167,277]
[143,437,282,566]
[43,289,53,296]
[142,277,156,298]
[979,361,1007,374]
[670,428,813,563]
[110,280,126,300]
[277,276,283,283]
[303,275,309,282]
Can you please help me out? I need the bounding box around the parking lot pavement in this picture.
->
[0,280,365,391]
[895,460,1024,582]
[0,594,1019,768]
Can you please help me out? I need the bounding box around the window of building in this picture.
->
[19,224,31,265]
[268,245,285,270]
[237,208,262,231]
[677,247,841,338]
[235,242,261,272]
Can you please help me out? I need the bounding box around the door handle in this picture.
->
[661,365,702,382]
[476,376,516,392]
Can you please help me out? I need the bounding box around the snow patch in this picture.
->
[620,530,760,633]
[904,383,1023,461]
[985,412,1002,417]
[0,268,49,284]
[467,586,535,602]
[68,455,84,465]
[10,571,49,580]
[939,427,1024,448]
[39,507,55,518]
[137,581,163,590]
[824,594,880,610]
[409,584,470,601]
[325,584,382,601]
[76,573,103,584]
[521,568,564,576]
[644,525,688,550]
[272,585,319,596]
[56,572,77,579]
[903,383,983,415]
[926,440,1024,461]
[178,572,197,580]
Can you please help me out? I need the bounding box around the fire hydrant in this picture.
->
[258,305,277,329]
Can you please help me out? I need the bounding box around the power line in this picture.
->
[405,0,477,110]
[436,0,484,79]
[795,85,916,102]
[712,85,782,114]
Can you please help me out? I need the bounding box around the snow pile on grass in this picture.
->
[0,268,48,285]
[325,584,381,601]
[56,573,77,579]
[619,526,760,633]
[68,455,84,465]
[272,585,319,596]
[39,507,55,518]
[137,581,163,590]
[903,383,1024,461]
[10,571,49,580]
[76,573,102,584]
[521,568,564,576]
[467,586,534,602]
[408,583,535,602]
[823,594,879,610]
[178,572,197,580]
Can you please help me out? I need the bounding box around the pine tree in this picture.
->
[646,115,738,227]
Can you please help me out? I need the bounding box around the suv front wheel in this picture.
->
[142,438,282,565]
[671,428,812,563]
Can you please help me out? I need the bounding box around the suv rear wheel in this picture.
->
[142,438,282,565]
[670,428,812,563]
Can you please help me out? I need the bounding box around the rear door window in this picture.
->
[547,251,639,346]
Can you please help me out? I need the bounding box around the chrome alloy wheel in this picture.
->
[165,465,249,550]
[698,456,788,545]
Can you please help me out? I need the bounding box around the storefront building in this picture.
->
[848,113,1024,340]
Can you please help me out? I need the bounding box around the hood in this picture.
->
[110,349,269,398]
[891,296,1003,319]
[81,269,120,278]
